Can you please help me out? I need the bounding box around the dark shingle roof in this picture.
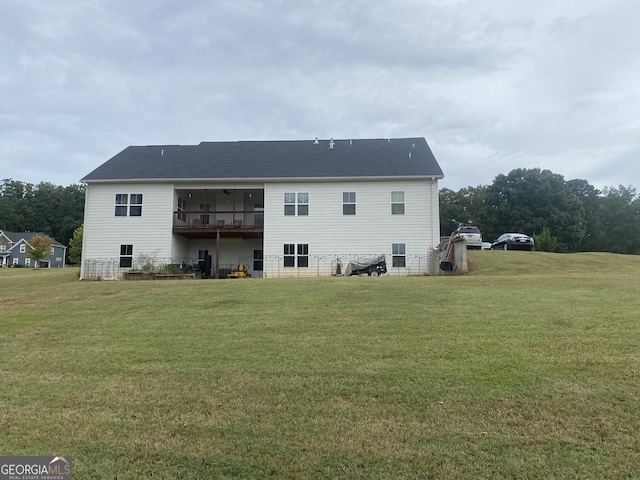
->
[81,138,444,182]
[1,231,66,248]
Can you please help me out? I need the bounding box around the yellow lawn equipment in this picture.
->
[227,264,251,278]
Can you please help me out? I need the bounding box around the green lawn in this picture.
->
[1,252,639,479]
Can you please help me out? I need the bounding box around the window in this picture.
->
[284,193,295,215]
[20,244,26,254]
[115,193,143,216]
[297,193,309,216]
[51,247,55,255]
[284,192,309,216]
[25,258,31,266]
[115,194,128,216]
[392,243,406,267]
[253,250,263,271]
[120,244,133,268]
[297,244,309,267]
[283,244,309,267]
[177,197,187,221]
[13,258,19,266]
[343,192,356,215]
[129,194,143,216]
[284,244,295,267]
[391,191,405,215]
[0,245,6,253]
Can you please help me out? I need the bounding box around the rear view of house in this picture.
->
[79,137,444,279]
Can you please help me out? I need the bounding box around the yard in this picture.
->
[1,251,639,479]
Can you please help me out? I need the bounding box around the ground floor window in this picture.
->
[297,244,309,267]
[284,243,309,267]
[120,244,133,268]
[253,250,263,271]
[392,243,406,267]
[284,244,295,267]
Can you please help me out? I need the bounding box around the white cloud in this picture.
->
[0,0,638,192]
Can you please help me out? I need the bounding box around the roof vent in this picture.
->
[329,138,335,149]
[314,137,319,144]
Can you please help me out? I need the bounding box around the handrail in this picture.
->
[173,210,264,228]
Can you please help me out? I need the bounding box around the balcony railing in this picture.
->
[173,211,264,230]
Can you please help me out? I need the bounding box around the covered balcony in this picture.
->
[172,188,264,239]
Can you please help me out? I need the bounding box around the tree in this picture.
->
[68,225,83,265]
[0,179,85,255]
[439,185,489,236]
[481,168,586,251]
[533,227,559,252]
[26,235,53,268]
[594,186,640,254]
[566,179,601,251]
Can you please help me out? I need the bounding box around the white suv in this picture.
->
[452,226,483,249]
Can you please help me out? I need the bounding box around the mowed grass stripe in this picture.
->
[1,252,639,479]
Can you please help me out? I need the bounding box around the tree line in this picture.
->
[2,170,639,261]
[440,168,640,254]
[0,179,85,253]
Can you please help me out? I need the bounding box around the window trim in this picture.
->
[283,243,295,267]
[391,191,405,215]
[115,193,143,217]
[283,243,309,268]
[392,243,406,268]
[284,192,309,216]
[343,191,356,215]
[253,249,264,271]
[297,243,309,267]
[120,244,133,268]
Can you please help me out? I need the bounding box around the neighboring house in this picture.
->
[0,231,67,268]
[79,137,444,279]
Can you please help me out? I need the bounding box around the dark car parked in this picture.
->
[491,233,535,251]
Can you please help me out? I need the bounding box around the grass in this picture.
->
[1,252,639,479]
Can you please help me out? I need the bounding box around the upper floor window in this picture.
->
[129,194,143,216]
[284,193,309,216]
[20,244,26,253]
[391,191,405,215]
[115,194,143,217]
[115,194,128,216]
[343,192,356,215]
[0,245,6,253]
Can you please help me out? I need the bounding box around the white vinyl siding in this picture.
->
[81,183,175,278]
[263,179,439,267]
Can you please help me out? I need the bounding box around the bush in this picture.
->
[534,227,559,252]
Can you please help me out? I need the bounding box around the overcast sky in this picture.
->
[2,0,639,192]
